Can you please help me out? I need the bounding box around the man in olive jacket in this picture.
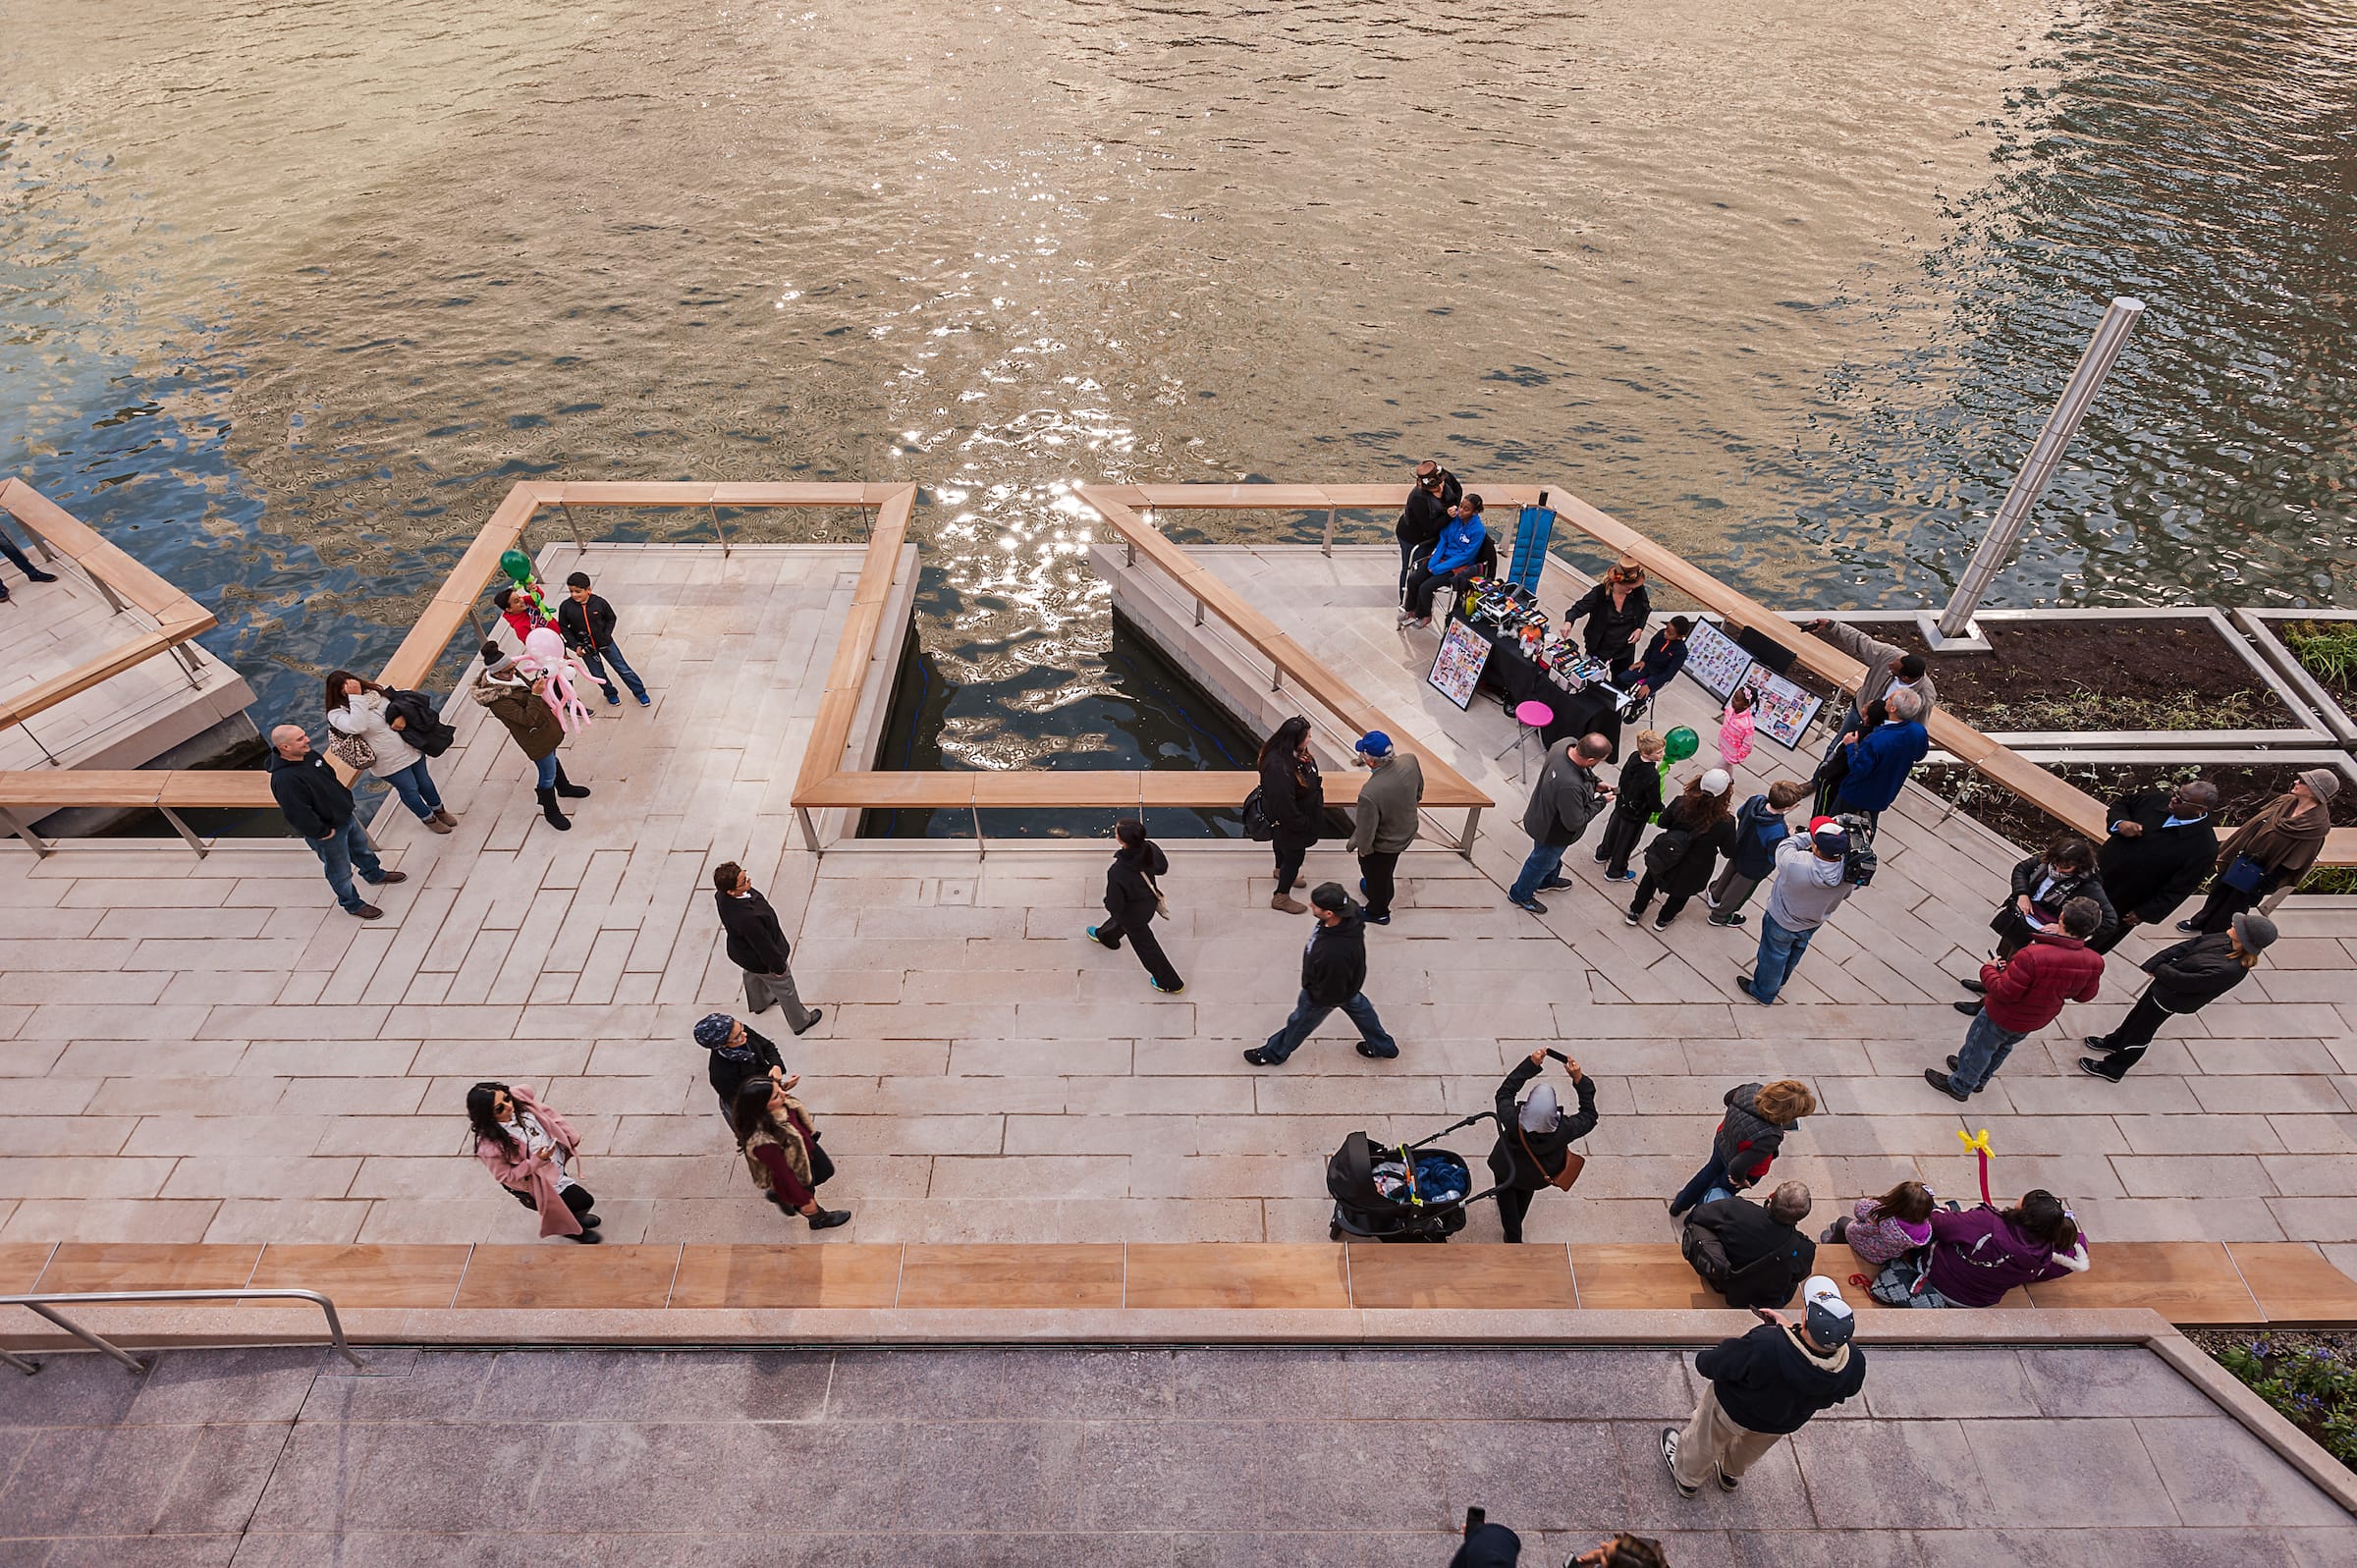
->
[1347,730,1423,926]
[1506,731,1615,915]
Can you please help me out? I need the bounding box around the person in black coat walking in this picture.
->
[712,861,823,1034]
[1257,715,1325,914]
[2091,782,2220,952]
[1088,819,1183,994]
[1626,769,1735,931]
[2080,912,2275,1080]
[1243,884,1396,1065]
[1486,1050,1599,1242]
[693,1011,785,1118]
[1394,460,1460,597]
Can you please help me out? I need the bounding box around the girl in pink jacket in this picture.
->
[1719,687,1756,772]
[469,1081,602,1242]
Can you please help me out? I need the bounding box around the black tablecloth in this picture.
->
[1449,612,1631,759]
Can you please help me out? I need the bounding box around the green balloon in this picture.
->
[499,549,534,584]
[1664,727,1699,764]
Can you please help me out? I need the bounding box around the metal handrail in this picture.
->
[1,1288,364,1375]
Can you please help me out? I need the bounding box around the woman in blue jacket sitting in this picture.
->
[1398,494,1488,627]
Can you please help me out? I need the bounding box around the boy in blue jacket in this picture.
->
[1707,779,1809,927]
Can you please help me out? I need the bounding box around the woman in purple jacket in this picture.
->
[1870,1189,2089,1308]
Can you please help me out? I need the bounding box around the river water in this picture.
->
[4,0,2353,783]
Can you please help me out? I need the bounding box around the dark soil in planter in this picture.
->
[1836,618,2293,731]
[1919,758,2356,892]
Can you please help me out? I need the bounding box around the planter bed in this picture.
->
[2188,1328,2357,1475]
[2237,610,2357,744]
[1814,610,2322,746]
[1916,755,2357,893]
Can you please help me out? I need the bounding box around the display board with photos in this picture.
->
[1737,663,1825,749]
[1680,617,1754,700]
[1426,619,1493,711]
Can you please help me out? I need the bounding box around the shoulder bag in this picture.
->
[325,729,375,772]
[1145,872,1171,920]
[1519,1121,1585,1191]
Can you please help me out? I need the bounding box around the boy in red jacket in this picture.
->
[1925,896,2103,1102]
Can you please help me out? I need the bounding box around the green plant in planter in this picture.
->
[2212,1335,2357,1470]
[2284,621,2357,689]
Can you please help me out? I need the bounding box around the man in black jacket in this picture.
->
[1662,1274,1865,1498]
[1395,460,1460,599]
[1681,1181,1815,1309]
[2081,910,2274,1079]
[2090,782,2220,952]
[1244,883,1398,1065]
[557,571,650,707]
[712,861,823,1034]
[267,725,406,920]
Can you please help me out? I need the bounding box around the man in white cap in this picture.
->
[1623,767,1736,931]
[1739,817,1856,1004]
[1662,1274,1866,1499]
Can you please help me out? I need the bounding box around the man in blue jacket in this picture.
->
[1662,1275,1866,1499]
[1398,494,1489,627]
[1830,685,1928,836]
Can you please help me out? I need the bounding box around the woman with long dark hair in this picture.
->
[1625,768,1736,931]
[325,670,455,834]
[731,1075,850,1230]
[467,1081,600,1242]
[1256,716,1324,914]
[1871,1188,2090,1309]
[1087,819,1183,993]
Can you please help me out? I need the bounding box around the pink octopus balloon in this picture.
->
[520,625,595,734]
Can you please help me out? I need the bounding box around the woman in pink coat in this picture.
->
[468,1081,602,1243]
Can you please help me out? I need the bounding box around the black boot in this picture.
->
[806,1208,851,1230]
[552,759,591,799]
[536,786,573,831]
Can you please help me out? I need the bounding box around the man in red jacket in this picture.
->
[1925,896,2103,1102]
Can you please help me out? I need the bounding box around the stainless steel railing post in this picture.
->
[2,1288,364,1374]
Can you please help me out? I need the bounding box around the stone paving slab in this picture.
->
[0,543,2351,1260]
[0,1345,2345,1564]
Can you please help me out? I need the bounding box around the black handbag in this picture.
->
[1240,785,1276,842]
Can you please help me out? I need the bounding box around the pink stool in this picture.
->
[1500,699,1555,780]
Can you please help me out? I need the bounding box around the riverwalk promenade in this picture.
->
[2,533,2354,1305]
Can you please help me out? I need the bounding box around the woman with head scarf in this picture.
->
[694,1011,784,1119]
[2182,770,2337,934]
[1485,1049,1599,1243]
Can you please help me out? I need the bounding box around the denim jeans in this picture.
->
[1951,1008,2029,1094]
[1507,841,1567,905]
[306,818,385,912]
[1261,989,1396,1062]
[534,753,559,789]
[379,759,444,821]
[1748,911,1816,1003]
[0,530,43,578]
[579,639,647,702]
[1670,1156,1731,1217]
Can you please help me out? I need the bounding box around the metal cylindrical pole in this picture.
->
[1936,297,2144,640]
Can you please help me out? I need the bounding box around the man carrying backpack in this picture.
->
[1707,779,1808,928]
[1738,819,1858,1004]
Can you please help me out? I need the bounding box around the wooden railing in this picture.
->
[0,479,218,740]
[788,485,1497,855]
[0,481,911,854]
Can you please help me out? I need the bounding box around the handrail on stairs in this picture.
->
[0,1288,364,1375]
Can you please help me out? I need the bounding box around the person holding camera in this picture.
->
[1486,1050,1598,1243]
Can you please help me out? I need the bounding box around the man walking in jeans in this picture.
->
[1925,895,2103,1101]
[1244,883,1398,1065]
[266,724,406,920]
[1506,732,1614,914]
[1738,819,1854,1003]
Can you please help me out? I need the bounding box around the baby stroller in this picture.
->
[1327,1113,1502,1242]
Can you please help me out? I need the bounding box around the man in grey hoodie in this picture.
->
[1506,731,1615,915]
[1347,730,1423,927]
[1739,819,1855,1004]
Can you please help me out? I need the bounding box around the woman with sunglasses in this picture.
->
[467,1081,602,1242]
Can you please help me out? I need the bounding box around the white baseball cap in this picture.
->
[1699,768,1731,795]
[1801,1274,1856,1345]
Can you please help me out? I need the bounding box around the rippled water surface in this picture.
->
[4,0,2353,772]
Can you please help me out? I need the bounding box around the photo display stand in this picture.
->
[1426,619,1493,711]
[1681,618,1754,700]
[1737,664,1824,749]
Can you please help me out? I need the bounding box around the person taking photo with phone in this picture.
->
[1485,1050,1598,1243]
